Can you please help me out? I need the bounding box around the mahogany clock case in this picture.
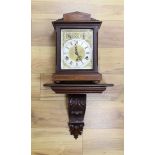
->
[52,18,102,74]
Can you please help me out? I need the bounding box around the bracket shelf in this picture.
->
[44,83,113,139]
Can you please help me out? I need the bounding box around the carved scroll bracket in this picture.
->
[67,94,86,139]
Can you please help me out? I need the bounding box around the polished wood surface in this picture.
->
[52,73,102,83]
[32,0,124,154]
[52,15,101,79]
[44,83,113,93]
[63,11,91,21]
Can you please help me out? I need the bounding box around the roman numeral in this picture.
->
[65,56,69,60]
[85,56,89,60]
[65,46,69,49]
[83,33,85,39]
[70,61,73,65]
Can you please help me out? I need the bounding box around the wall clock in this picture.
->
[52,11,102,83]
[44,12,113,139]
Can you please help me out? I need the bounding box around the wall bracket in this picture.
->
[44,83,113,139]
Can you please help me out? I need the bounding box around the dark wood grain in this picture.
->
[67,94,86,139]
[52,73,102,83]
[52,16,101,75]
[63,11,91,21]
[43,83,113,94]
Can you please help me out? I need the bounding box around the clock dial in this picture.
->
[61,29,93,69]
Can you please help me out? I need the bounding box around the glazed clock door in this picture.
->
[61,29,93,70]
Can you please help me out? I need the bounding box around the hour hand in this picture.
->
[74,43,78,55]
[74,44,83,63]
